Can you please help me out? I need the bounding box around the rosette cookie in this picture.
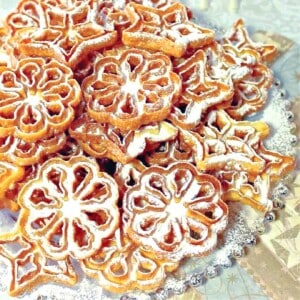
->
[6,0,118,69]
[82,48,181,131]
[0,57,81,142]
[96,0,192,34]
[122,2,213,57]
[170,49,234,129]
[82,229,179,293]
[218,143,295,213]
[17,156,120,260]
[220,143,294,211]
[203,41,273,119]
[123,162,228,261]
[225,62,273,119]
[193,110,270,176]
[0,232,77,297]
[0,133,66,166]
[204,41,252,84]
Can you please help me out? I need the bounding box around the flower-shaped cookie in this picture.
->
[6,0,118,69]
[82,229,179,293]
[82,48,181,130]
[0,232,77,297]
[0,133,66,166]
[69,114,178,164]
[170,49,234,129]
[123,162,228,261]
[122,2,214,57]
[18,156,120,260]
[6,0,45,35]
[0,57,81,142]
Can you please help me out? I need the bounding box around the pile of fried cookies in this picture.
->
[0,0,295,297]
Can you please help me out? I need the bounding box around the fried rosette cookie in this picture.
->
[6,0,118,69]
[0,133,66,166]
[97,0,191,33]
[193,110,270,176]
[82,229,179,293]
[225,61,273,119]
[69,114,178,164]
[17,156,120,260]
[122,2,214,57]
[0,57,81,142]
[204,41,273,119]
[220,22,275,119]
[82,48,181,131]
[219,144,295,212]
[170,49,234,129]
[204,41,252,84]
[6,0,46,35]
[123,162,228,261]
[0,232,77,297]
